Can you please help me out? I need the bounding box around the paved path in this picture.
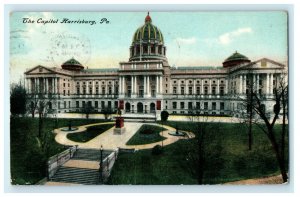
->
[54,122,194,150]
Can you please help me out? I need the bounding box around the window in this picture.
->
[189,87,193,95]
[259,80,263,85]
[173,102,177,109]
[95,101,98,108]
[204,86,208,95]
[109,87,112,94]
[188,102,193,109]
[96,87,99,94]
[173,87,177,94]
[196,87,200,95]
[204,102,208,110]
[64,101,66,109]
[212,87,216,95]
[89,87,92,94]
[196,102,200,110]
[82,101,85,108]
[101,101,105,109]
[181,87,185,95]
[76,101,79,108]
[102,87,105,94]
[197,80,200,84]
[68,101,71,108]
[181,81,184,84]
[212,102,216,110]
[83,87,86,95]
[220,102,224,110]
[63,83,65,87]
[189,80,192,84]
[220,87,224,95]
[77,87,80,95]
[174,80,177,84]
[63,90,66,96]
[68,90,70,96]
[180,102,185,109]
[58,102,60,109]
[108,101,111,109]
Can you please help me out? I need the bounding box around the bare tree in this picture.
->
[244,72,288,183]
[27,82,56,138]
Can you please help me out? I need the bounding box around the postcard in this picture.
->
[9,11,289,186]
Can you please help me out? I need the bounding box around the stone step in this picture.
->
[51,167,99,185]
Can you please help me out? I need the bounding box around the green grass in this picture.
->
[108,121,289,185]
[67,124,114,142]
[10,117,110,185]
[126,124,167,145]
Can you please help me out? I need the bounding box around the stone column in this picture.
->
[239,75,242,94]
[217,79,220,94]
[209,79,212,94]
[131,76,134,95]
[112,81,115,95]
[257,74,260,93]
[119,76,122,95]
[266,73,270,94]
[193,80,196,94]
[46,78,48,93]
[177,80,180,95]
[244,75,247,94]
[185,80,188,95]
[147,76,150,96]
[201,79,203,94]
[270,74,273,94]
[135,76,138,95]
[159,76,163,94]
[156,76,159,95]
[225,79,228,94]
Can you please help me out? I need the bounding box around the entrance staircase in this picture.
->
[49,148,112,185]
[120,113,157,122]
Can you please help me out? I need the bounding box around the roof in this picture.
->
[84,68,118,73]
[176,66,223,70]
[223,51,250,63]
[132,13,164,44]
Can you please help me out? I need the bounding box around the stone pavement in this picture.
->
[54,122,194,150]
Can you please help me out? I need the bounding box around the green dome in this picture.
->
[223,51,251,68]
[224,51,250,62]
[61,58,84,71]
[132,13,164,44]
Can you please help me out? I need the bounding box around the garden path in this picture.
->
[54,122,194,150]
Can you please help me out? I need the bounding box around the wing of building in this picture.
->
[24,13,287,119]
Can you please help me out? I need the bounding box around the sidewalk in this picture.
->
[54,122,194,150]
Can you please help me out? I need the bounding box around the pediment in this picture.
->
[25,65,56,75]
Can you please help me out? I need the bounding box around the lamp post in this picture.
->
[99,145,103,184]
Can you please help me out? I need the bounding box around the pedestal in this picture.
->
[114,117,125,135]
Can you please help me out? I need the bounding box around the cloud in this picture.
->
[174,37,197,45]
[218,27,253,45]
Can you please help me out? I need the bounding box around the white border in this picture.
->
[2,3,297,195]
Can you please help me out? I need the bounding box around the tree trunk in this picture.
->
[268,130,288,183]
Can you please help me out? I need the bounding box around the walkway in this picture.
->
[54,122,194,150]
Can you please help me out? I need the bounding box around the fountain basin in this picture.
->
[61,127,78,132]
[168,131,186,137]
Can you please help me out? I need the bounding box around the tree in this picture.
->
[82,103,95,119]
[102,107,113,120]
[244,73,288,183]
[160,111,169,122]
[27,83,56,138]
[10,82,27,117]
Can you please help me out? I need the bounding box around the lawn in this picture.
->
[67,124,114,142]
[126,124,167,145]
[108,121,289,185]
[10,117,110,185]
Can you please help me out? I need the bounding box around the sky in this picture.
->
[10,11,288,83]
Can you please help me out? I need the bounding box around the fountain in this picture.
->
[168,124,186,137]
[61,120,78,131]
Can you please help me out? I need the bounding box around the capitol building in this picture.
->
[24,13,287,120]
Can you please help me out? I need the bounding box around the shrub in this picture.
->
[152,145,163,155]
[161,111,169,122]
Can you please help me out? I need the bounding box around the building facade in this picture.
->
[24,13,287,119]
